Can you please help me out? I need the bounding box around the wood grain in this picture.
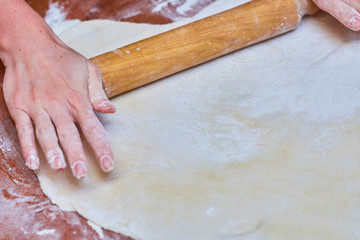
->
[84,0,217,24]
[91,0,318,98]
[25,0,217,23]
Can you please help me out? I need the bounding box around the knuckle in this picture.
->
[67,91,90,111]
[82,117,105,137]
[24,148,37,157]
[16,124,33,136]
[68,91,83,104]
[10,94,25,108]
[58,124,78,140]
[82,112,98,124]
[91,91,106,104]
[84,126,99,137]
[20,141,36,155]
[314,0,328,10]
[29,83,43,103]
[67,149,85,162]
[36,126,56,141]
[78,104,95,117]
[57,133,83,160]
[43,87,59,102]
[83,119,99,133]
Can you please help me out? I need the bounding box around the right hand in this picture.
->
[313,0,360,31]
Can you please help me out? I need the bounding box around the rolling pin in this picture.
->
[90,0,318,98]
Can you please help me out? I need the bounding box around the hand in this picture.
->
[0,2,116,179]
[313,0,360,31]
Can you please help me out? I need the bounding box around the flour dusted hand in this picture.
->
[0,0,115,179]
[313,0,360,31]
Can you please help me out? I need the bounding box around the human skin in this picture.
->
[0,0,359,179]
[0,0,116,179]
[312,0,360,31]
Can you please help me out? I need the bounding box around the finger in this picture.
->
[32,109,66,171]
[314,0,360,31]
[49,108,88,179]
[342,0,360,12]
[11,109,39,170]
[76,108,114,172]
[87,62,116,114]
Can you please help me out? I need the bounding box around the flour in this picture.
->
[119,10,143,20]
[151,0,181,13]
[0,125,15,159]
[39,1,360,240]
[44,1,80,34]
[176,0,204,15]
[36,229,56,235]
[151,0,215,21]
[44,1,67,27]
[151,0,203,15]
[49,0,243,36]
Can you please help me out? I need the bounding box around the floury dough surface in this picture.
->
[37,1,360,239]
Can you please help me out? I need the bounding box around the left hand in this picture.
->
[0,1,116,179]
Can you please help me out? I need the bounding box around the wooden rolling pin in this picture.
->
[90,0,318,98]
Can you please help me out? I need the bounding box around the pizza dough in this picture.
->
[37,1,360,239]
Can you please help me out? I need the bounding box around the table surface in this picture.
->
[0,0,216,239]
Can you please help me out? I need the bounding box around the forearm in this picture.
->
[0,0,56,62]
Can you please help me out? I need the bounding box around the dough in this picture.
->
[37,1,360,239]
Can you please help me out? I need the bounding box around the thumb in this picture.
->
[87,63,116,114]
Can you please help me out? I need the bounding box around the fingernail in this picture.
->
[72,161,87,179]
[100,155,114,172]
[54,156,66,171]
[104,105,116,113]
[349,16,360,29]
[104,102,116,113]
[47,148,66,171]
[26,155,39,170]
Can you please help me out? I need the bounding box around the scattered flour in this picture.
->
[44,1,67,27]
[38,1,360,240]
[151,0,203,15]
[119,10,143,20]
[36,229,56,235]
[176,0,204,15]
[151,0,181,13]
[0,125,15,159]
[44,1,81,34]
[151,0,211,20]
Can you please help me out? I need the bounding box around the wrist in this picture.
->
[0,0,59,62]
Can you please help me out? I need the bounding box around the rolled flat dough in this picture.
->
[37,1,360,239]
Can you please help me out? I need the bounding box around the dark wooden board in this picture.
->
[0,0,216,239]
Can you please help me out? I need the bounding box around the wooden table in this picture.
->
[0,1,216,239]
